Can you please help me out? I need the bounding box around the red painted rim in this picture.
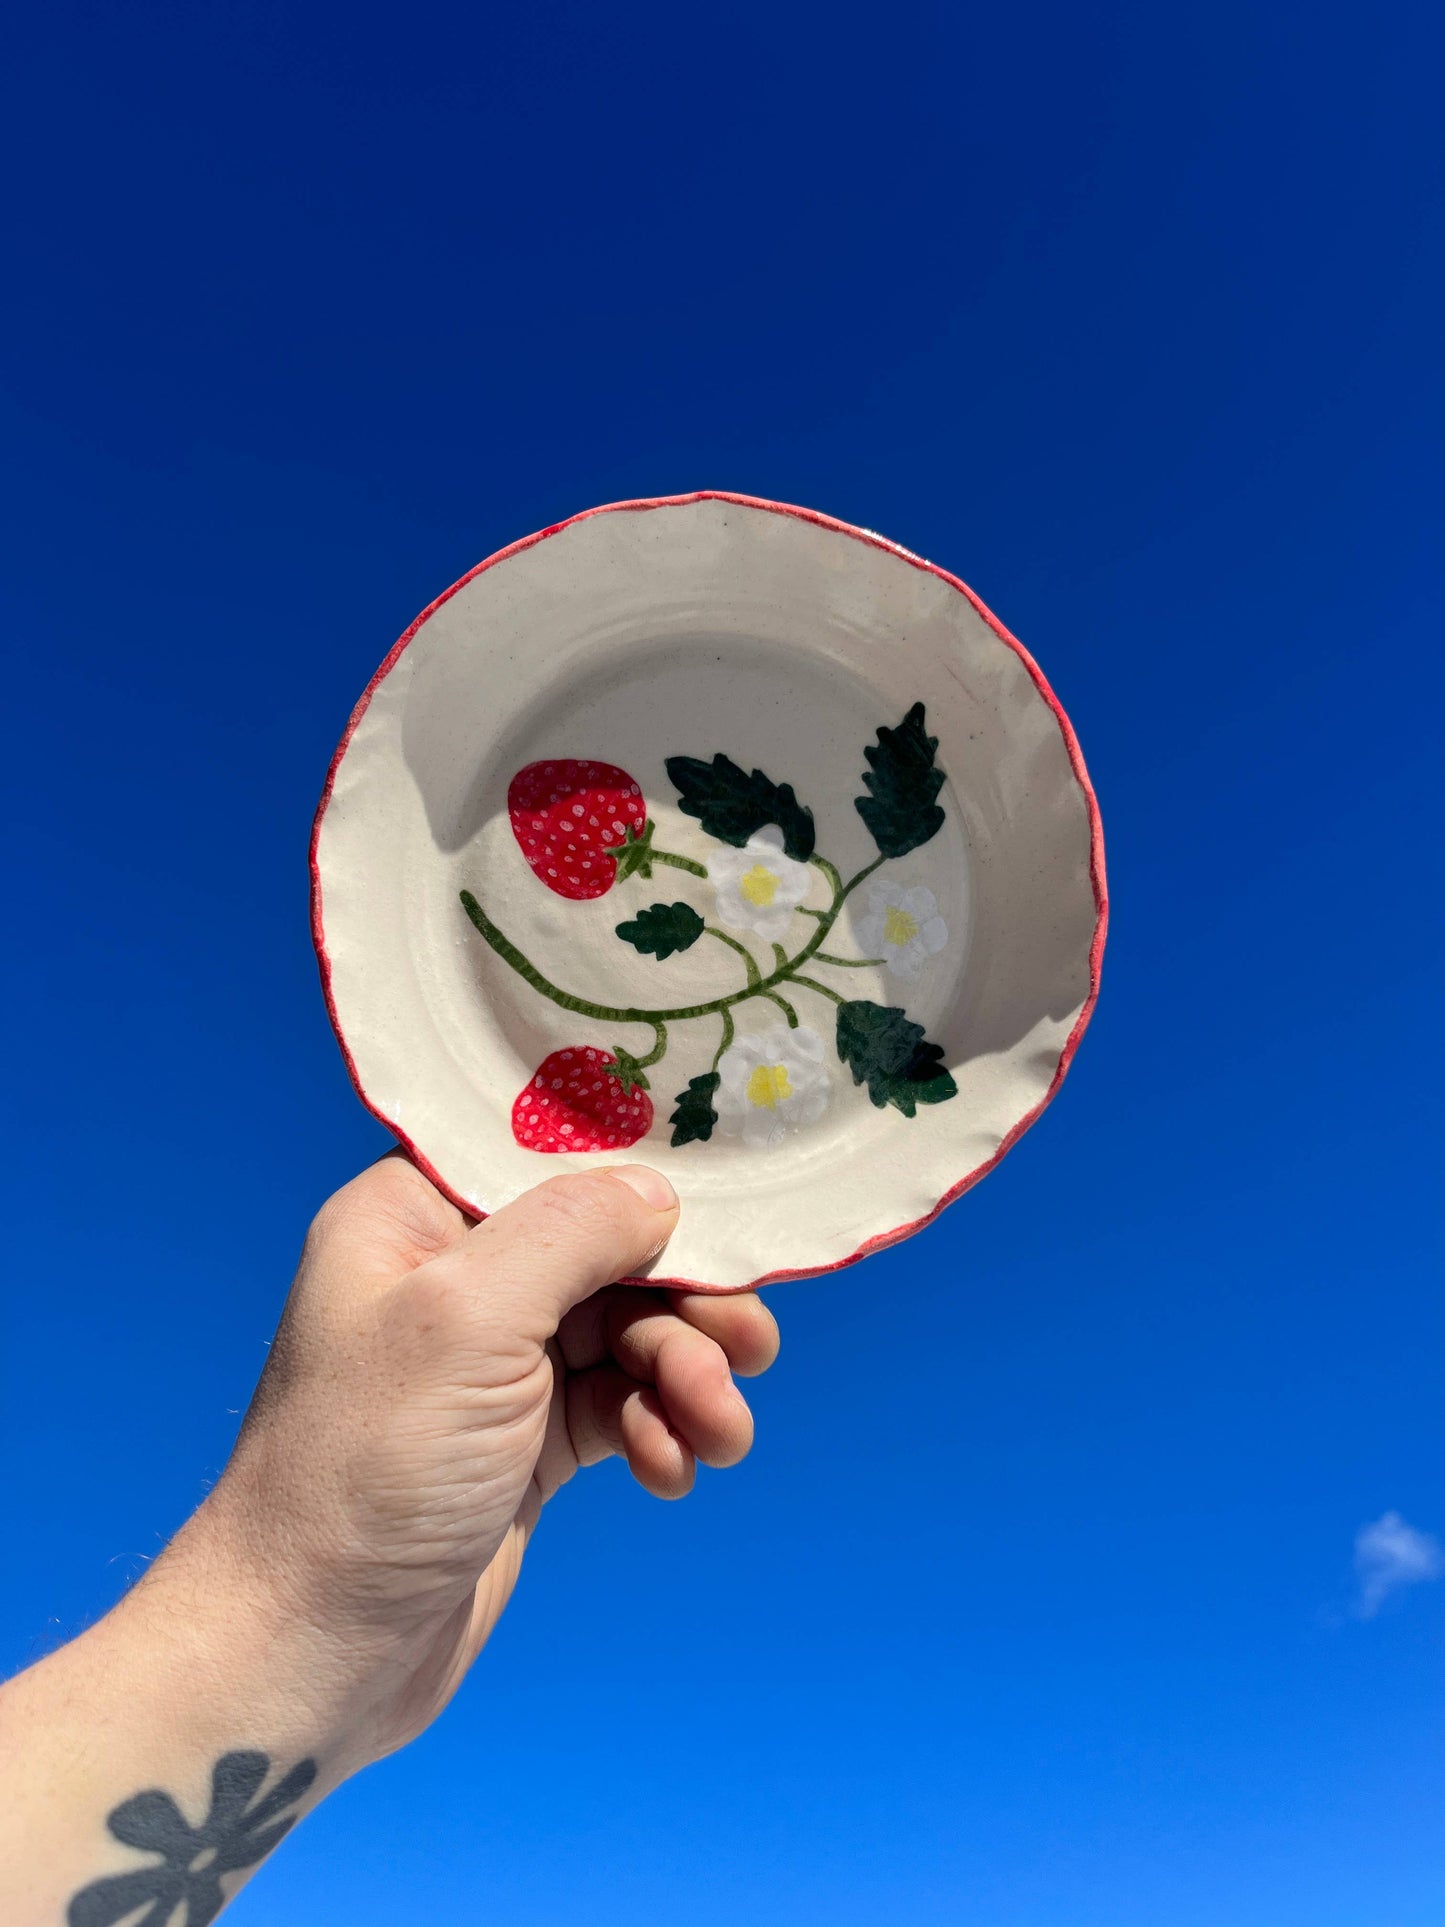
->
[310,492,1109,1292]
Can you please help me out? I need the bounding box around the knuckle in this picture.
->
[301,1163,392,1256]
[606,1293,668,1370]
[566,1371,626,1464]
[380,1253,471,1350]
[301,1191,349,1261]
[531,1172,636,1247]
[363,1156,455,1237]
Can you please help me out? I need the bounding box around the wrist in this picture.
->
[0,1519,365,1923]
[126,1498,415,1781]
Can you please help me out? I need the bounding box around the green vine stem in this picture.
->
[840,855,886,897]
[809,853,844,898]
[710,1006,735,1071]
[788,974,845,1006]
[631,1020,668,1068]
[459,850,886,1045]
[760,990,800,1027]
[608,1017,669,1092]
[814,950,886,969]
[704,925,762,987]
[614,819,708,882]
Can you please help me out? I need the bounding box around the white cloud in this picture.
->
[1354,1511,1444,1618]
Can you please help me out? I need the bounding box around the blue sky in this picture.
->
[2,1,1442,1921]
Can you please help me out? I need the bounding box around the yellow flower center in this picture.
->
[883,906,919,946]
[739,863,780,907]
[746,1063,793,1109]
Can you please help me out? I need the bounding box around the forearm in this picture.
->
[0,1505,385,1925]
[0,1158,769,1921]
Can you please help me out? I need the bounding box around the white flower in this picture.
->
[853,881,948,983]
[709,826,813,943]
[715,1023,831,1150]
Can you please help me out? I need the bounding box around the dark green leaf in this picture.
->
[664,754,816,860]
[614,900,706,960]
[835,999,957,1117]
[669,1072,721,1146]
[854,701,946,858]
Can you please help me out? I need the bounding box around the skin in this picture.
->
[0,1156,779,1921]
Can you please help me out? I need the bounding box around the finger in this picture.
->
[672,1290,780,1378]
[565,1365,695,1499]
[441,1167,679,1340]
[563,1362,635,1466]
[304,1151,470,1287]
[556,1282,656,1373]
[557,1284,780,1377]
[620,1384,696,1500]
[606,1303,755,1468]
[554,1282,632,1373]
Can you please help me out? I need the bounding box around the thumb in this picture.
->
[442,1166,680,1338]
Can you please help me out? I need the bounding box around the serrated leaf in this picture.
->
[664,754,816,860]
[669,1072,721,1146]
[835,999,957,1117]
[854,701,947,858]
[614,901,706,960]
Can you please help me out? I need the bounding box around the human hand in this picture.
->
[0,1155,779,1922]
[183,1153,779,1764]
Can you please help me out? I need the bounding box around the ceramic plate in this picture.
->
[311,493,1106,1291]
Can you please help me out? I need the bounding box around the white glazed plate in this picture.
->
[311,493,1107,1291]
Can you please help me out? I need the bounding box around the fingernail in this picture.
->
[611,1165,678,1212]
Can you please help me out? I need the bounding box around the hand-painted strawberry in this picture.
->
[508,760,648,901]
[511,1046,655,1152]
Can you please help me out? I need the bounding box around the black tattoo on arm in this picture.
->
[67,1750,318,1927]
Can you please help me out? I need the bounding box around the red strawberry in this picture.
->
[511,1047,655,1153]
[508,759,647,900]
